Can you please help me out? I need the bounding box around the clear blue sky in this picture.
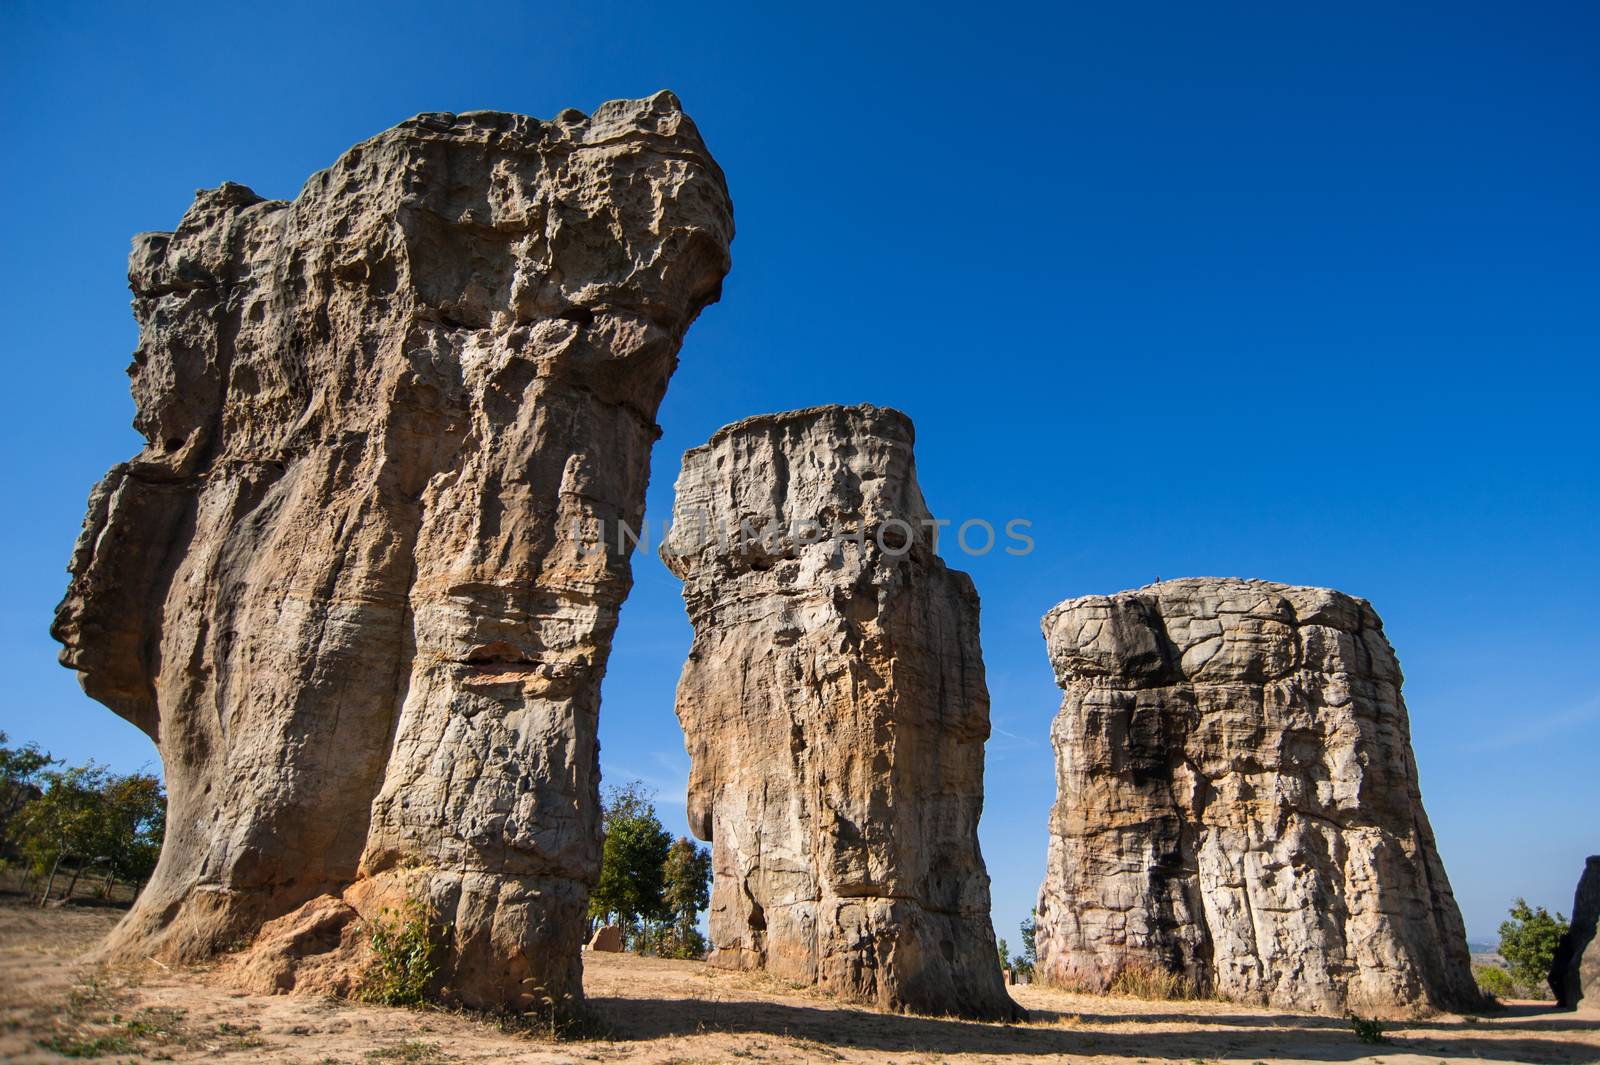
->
[2,1,1595,947]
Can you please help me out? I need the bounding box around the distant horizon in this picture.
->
[4,1,1596,955]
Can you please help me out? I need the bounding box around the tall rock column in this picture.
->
[52,93,733,1009]
[1034,578,1479,1015]
[1551,856,1600,1008]
[662,404,1017,1020]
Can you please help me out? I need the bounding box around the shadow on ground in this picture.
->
[1109,1003,1600,1035]
[589,994,1600,1063]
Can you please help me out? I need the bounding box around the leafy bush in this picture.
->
[1473,963,1516,1000]
[360,897,441,1008]
[1498,898,1568,996]
[1349,1016,1388,1045]
[365,1040,452,1062]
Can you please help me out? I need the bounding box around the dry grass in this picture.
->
[1106,963,1201,1001]
[4,901,1599,1064]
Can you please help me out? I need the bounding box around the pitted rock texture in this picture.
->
[661,404,1018,1020]
[52,92,733,1010]
[1551,856,1600,1008]
[1034,578,1478,1015]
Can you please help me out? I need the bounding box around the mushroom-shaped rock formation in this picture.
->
[53,93,733,1010]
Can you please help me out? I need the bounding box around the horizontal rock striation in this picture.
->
[1035,578,1478,1015]
[662,404,1018,1020]
[53,92,732,1009]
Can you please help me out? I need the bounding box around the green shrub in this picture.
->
[650,924,708,960]
[1473,963,1516,1000]
[365,1040,452,1062]
[1498,898,1567,995]
[35,1032,137,1058]
[1349,1016,1388,1045]
[360,897,441,1008]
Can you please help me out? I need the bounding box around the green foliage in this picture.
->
[996,936,1011,970]
[663,836,711,925]
[1473,963,1516,1000]
[360,897,442,1008]
[1011,909,1037,979]
[638,922,709,960]
[365,1040,453,1062]
[588,782,673,937]
[97,772,166,883]
[35,1032,138,1058]
[13,763,113,879]
[2,736,165,901]
[1498,897,1568,993]
[0,731,55,841]
[656,835,712,958]
[586,787,713,959]
[1349,1016,1388,1044]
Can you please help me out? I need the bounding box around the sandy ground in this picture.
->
[2,900,1596,1065]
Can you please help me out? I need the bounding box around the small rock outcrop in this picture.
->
[1034,578,1478,1015]
[661,404,1017,1020]
[52,93,733,1010]
[1551,856,1600,1008]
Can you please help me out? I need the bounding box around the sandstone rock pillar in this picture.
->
[661,404,1018,1020]
[1034,578,1479,1015]
[52,94,733,1009]
[1551,856,1600,1009]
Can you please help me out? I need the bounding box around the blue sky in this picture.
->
[2,1,1595,947]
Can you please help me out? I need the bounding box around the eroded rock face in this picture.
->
[52,93,733,1009]
[1551,856,1600,1009]
[661,404,1017,1020]
[1034,578,1478,1015]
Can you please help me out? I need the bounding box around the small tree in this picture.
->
[10,761,166,903]
[0,732,55,847]
[659,836,712,958]
[588,782,672,947]
[1012,909,1037,979]
[1498,898,1568,994]
[996,936,1011,972]
[101,773,166,889]
[13,763,111,903]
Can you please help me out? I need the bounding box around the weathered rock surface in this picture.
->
[661,404,1017,1020]
[1551,856,1600,1008]
[52,92,733,1009]
[588,924,624,952]
[1034,578,1478,1015]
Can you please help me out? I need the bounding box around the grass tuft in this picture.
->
[1107,964,1199,1001]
